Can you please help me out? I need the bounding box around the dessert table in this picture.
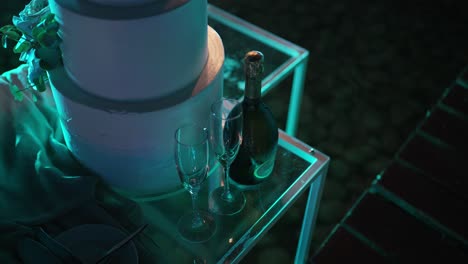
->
[127,131,329,263]
[0,5,329,264]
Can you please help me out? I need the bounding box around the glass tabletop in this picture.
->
[208,5,308,100]
[105,130,328,263]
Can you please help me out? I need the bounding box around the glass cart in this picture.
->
[100,5,330,263]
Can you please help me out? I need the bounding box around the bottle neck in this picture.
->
[244,77,262,100]
[243,50,264,100]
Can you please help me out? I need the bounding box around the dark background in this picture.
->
[2,0,468,263]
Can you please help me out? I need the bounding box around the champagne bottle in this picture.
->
[229,50,279,186]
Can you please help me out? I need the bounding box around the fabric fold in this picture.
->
[0,65,98,262]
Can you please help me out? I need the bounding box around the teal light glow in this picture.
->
[253,159,275,179]
[279,134,317,164]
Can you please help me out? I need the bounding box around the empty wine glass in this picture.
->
[209,98,246,215]
[175,124,216,243]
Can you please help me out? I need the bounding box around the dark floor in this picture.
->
[2,0,468,263]
[312,68,468,263]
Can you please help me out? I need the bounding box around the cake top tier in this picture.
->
[51,0,191,19]
[88,0,157,6]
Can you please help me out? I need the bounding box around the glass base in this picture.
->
[208,187,246,216]
[177,211,216,243]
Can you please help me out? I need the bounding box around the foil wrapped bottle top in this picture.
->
[244,50,264,99]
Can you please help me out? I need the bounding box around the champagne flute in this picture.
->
[175,124,216,243]
[209,98,246,215]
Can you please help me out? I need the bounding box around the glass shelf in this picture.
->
[103,130,329,263]
[208,4,309,137]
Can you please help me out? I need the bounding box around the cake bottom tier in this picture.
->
[48,27,224,195]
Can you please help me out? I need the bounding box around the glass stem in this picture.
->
[191,192,203,229]
[222,165,234,202]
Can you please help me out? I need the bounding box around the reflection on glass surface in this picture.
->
[130,140,318,263]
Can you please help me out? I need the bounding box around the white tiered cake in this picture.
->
[47,0,224,195]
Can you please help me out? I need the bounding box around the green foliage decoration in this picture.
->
[1,10,61,101]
